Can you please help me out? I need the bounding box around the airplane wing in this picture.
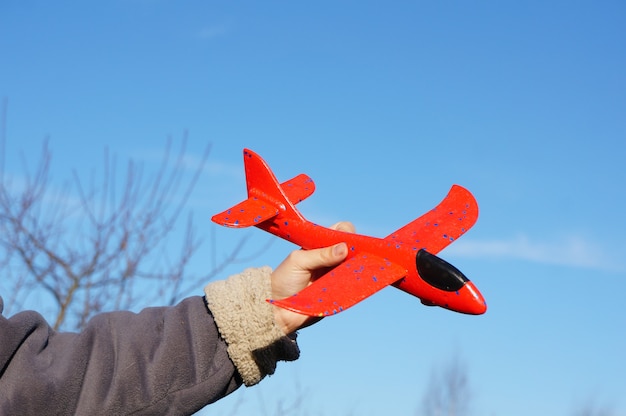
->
[270,252,407,317]
[384,184,478,254]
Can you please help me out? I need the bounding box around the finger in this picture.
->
[330,221,356,234]
[289,242,349,272]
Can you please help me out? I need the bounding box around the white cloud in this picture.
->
[203,160,243,180]
[446,234,625,272]
[197,24,228,40]
[123,143,243,181]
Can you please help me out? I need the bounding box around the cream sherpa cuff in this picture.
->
[204,266,300,386]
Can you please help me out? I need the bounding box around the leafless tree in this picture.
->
[0,99,252,330]
[420,356,472,416]
[254,378,309,416]
[571,400,614,416]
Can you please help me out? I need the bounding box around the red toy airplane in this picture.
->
[212,149,487,316]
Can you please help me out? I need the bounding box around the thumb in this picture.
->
[295,242,349,271]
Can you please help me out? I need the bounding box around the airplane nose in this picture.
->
[415,249,487,315]
[457,281,487,315]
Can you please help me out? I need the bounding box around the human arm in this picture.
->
[0,296,239,416]
[0,222,354,415]
[204,221,354,385]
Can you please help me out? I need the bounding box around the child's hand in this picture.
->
[271,222,355,334]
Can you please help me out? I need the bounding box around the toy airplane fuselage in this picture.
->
[212,149,487,317]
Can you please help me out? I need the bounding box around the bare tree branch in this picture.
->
[0,105,264,330]
[420,356,472,416]
[572,400,614,416]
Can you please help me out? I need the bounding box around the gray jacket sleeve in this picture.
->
[0,266,299,415]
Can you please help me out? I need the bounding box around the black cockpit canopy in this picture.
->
[416,249,468,292]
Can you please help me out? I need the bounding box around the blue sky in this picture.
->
[2,1,625,415]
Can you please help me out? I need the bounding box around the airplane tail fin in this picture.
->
[211,149,308,227]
